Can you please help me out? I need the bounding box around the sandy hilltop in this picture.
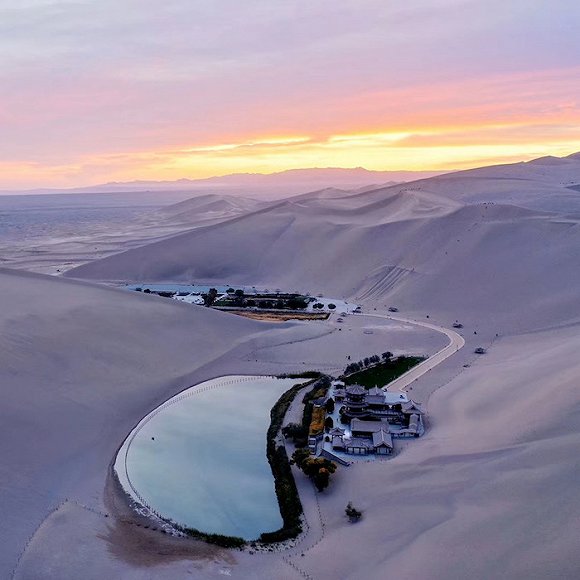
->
[2,154,580,579]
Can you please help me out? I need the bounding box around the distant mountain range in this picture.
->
[6,154,580,199]
[1,167,446,200]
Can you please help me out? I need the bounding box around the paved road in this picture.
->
[358,312,465,393]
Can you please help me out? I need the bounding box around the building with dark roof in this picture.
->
[339,384,421,430]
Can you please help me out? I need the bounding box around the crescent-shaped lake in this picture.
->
[115,375,300,540]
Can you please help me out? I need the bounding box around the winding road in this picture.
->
[357,311,466,393]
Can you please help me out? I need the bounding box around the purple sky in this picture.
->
[1,0,580,188]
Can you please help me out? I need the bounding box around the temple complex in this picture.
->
[321,382,425,458]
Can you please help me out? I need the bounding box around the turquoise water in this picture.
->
[115,376,300,540]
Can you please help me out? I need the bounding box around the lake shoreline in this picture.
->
[112,375,302,544]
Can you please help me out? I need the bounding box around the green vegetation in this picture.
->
[292,448,337,492]
[259,444,303,543]
[204,287,218,306]
[282,376,331,447]
[301,376,331,436]
[260,374,333,543]
[282,422,309,447]
[278,371,323,380]
[175,525,246,549]
[325,397,335,413]
[345,502,363,522]
[260,378,319,544]
[215,292,309,311]
[309,406,326,436]
[342,355,425,388]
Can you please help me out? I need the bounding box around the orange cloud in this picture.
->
[2,66,580,188]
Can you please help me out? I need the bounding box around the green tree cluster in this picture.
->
[204,288,218,306]
[344,353,391,375]
[292,449,337,491]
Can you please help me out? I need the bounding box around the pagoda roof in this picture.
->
[372,430,393,448]
[408,413,420,430]
[345,437,373,450]
[402,400,424,414]
[366,394,386,405]
[346,384,366,396]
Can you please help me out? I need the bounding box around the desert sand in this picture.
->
[2,154,580,578]
[0,192,265,275]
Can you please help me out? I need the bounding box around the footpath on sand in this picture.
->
[357,311,465,393]
[278,311,465,578]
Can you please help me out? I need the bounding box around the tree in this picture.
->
[291,450,337,491]
[205,288,218,306]
[282,422,308,445]
[325,397,335,414]
[288,296,308,309]
[291,448,312,470]
[328,303,336,310]
[234,288,244,298]
[345,502,362,522]
[381,351,393,361]
[324,416,334,430]
[313,468,331,491]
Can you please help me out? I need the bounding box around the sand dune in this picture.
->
[0,192,268,275]
[359,154,580,213]
[5,154,580,578]
[0,268,267,579]
[67,159,580,333]
[143,192,265,225]
[0,267,445,579]
[294,324,580,580]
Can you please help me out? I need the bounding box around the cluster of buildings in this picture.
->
[321,383,424,457]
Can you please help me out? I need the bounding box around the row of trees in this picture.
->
[282,377,332,448]
[312,302,336,310]
[344,351,393,375]
[220,290,309,310]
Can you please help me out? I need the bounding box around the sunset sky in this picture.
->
[2,0,580,189]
